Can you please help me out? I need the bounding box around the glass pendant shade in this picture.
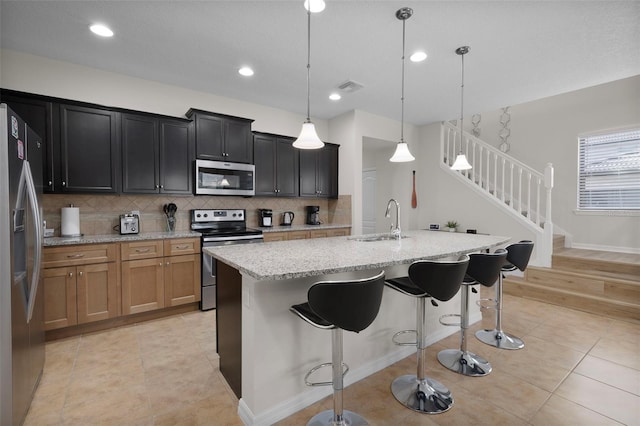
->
[451,153,472,170]
[293,121,324,149]
[389,141,415,162]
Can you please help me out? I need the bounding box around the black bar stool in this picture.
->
[385,255,469,414]
[290,271,385,426]
[437,249,507,377]
[476,240,534,350]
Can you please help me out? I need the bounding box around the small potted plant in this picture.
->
[445,221,459,232]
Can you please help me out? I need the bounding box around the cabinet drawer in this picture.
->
[287,231,310,240]
[309,228,351,239]
[44,244,117,268]
[164,238,200,256]
[121,240,164,261]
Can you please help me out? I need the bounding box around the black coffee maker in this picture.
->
[258,209,273,227]
[306,206,320,225]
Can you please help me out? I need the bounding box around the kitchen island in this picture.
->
[205,230,510,426]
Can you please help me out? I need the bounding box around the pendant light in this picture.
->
[293,2,324,150]
[389,7,415,162]
[450,46,473,170]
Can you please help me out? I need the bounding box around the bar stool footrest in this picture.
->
[476,297,498,310]
[439,313,461,327]
[304,362,349,387]
[392,329,417,346]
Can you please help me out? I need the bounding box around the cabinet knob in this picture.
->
[155,184,159,189]
[79,271,83,277]
[159,262,163,266]
[166,261,170,266]
[160,185,164,189]
[62,181,66,187]
[69,272,73,277]
[48,180,52,186]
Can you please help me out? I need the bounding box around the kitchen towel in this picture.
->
[61,206,80,236]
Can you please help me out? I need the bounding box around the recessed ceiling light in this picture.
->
[410,51,427,62]
[238,67,254,77]
[329,93,341,101]
[89,24,114,38]
[304,0,326,13]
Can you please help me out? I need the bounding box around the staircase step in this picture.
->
[553,234,565,252]
[504,276,640,323]
[552,248,640,280]
[524,266,640,304]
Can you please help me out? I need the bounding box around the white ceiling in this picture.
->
[1,1,639,126]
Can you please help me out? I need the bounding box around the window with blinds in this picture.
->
[578,128,640,210]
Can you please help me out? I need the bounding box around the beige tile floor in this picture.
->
[26,291,639,425]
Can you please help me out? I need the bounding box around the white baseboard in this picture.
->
[238,312,480,426]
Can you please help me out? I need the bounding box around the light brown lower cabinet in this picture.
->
[121,238,201,315]
[121,257,165,315]
[43,244,119,331]
[263,227,351,242]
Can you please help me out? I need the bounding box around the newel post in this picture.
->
[540,163,554,267]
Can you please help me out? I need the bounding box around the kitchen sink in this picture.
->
[350,234,408,242]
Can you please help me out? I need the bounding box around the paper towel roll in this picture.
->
[61,207,80,237]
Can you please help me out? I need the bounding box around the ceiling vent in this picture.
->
[337,80,364,93]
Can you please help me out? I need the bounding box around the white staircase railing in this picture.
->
[440,121,554,266]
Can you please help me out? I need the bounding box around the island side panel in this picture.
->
[240,265,476,422]
[217,260,242,398]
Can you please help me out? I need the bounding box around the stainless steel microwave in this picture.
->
[195,159,255,196]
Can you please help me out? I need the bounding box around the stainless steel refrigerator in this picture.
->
[0,104,45,426]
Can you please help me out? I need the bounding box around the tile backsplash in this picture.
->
[43,194,351,236]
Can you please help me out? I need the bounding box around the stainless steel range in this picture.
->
[191,209,263,310]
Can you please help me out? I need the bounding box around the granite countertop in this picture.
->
[205,230,510,281]
[44,231,202,247]
[259,224,351,233]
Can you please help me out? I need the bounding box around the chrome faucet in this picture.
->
[385,199,401,238]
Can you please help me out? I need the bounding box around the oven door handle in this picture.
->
[203,234,263,243]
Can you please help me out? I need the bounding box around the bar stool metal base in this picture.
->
[475,329,524,350]
[391,374,454,414]
[437,349,492,377]
[307,409,368,426]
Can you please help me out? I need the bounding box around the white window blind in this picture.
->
[578,128,640,210]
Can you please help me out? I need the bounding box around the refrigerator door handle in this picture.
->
[20,160,42,323]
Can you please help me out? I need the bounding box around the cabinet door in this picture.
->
[76,262,119,324]
[275,137,299,197]
[43,267,77,330]
[224,119,252,163]
[121,113,159,193]
[299,149,318,197]
[159,119,193,194]
[195,114,224,160]
[1,91,56,193]
[121,258,165,315]
[318,144,339,198]
[164,254,201,307]
[60,104,119,193]
[253,134,276,196]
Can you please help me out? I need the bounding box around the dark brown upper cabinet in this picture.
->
[121,113,193,194]
[59,104,120,193]
[1,90,57,193]
[186,109,253,164]
[299,143,339,199]
[253,133,299,197]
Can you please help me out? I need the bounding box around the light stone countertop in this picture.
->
[205,230,510,281]
[43,231,201,247]
[259,224,351,233]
